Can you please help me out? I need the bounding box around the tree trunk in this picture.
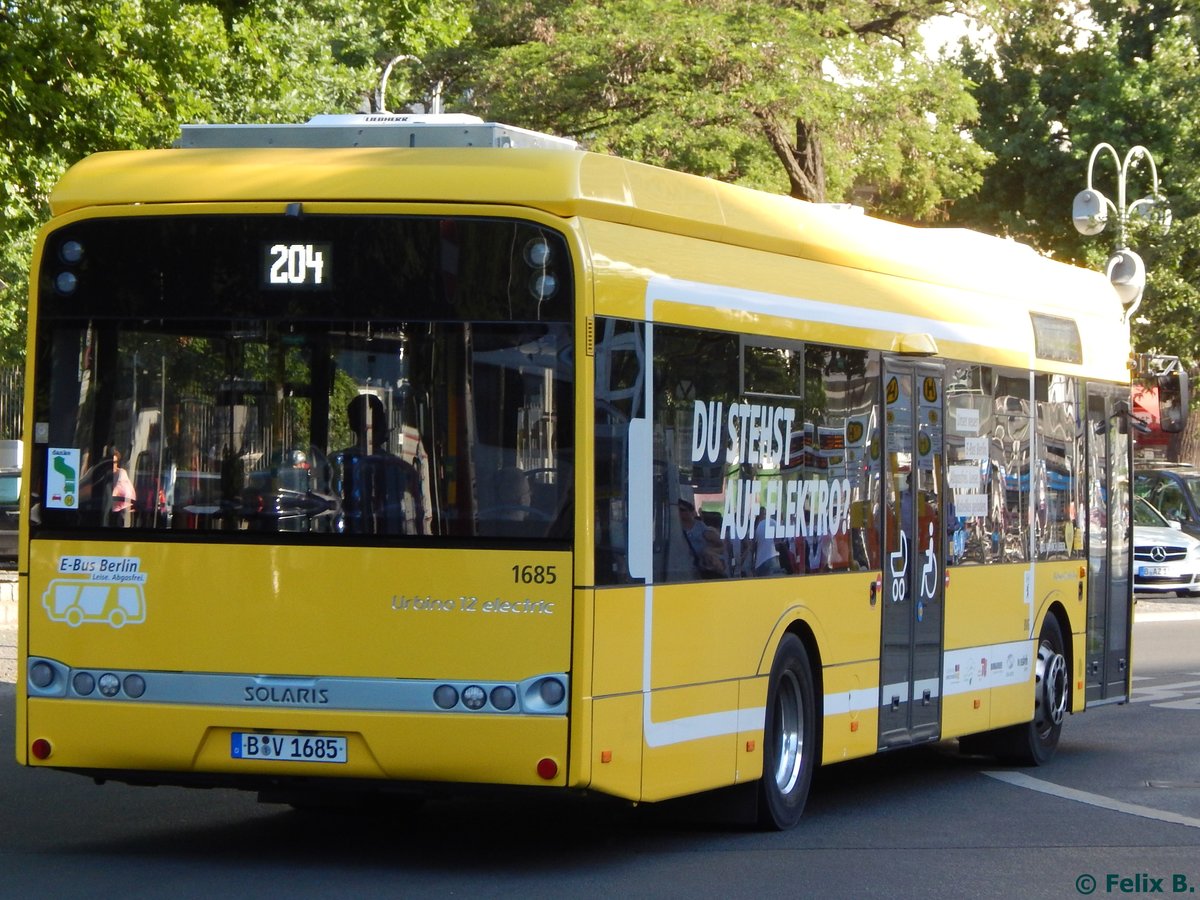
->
[1172,404,1200,465]
[755,110,826,203]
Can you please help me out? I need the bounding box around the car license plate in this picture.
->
[231,732,347,764]
[1139,565,1170,577]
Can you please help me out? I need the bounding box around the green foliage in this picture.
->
[437,0,998,217]
[0,0,470,364]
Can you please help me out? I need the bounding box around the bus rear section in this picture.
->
[20,208,578,794]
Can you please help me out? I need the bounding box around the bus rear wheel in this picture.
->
[757,634,816,830]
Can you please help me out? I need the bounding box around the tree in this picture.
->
[1,1,224,360]
[0,0,469,363]
[434,0,999,219]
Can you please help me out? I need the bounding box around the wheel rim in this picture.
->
[1034,639,1068,734]
[772,669,805,795]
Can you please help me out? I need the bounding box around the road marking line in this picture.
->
[984,771,1200,829]
[1135,611,1200,622]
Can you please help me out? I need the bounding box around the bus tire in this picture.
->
[963,615,1069,766]
[757,633,816,830]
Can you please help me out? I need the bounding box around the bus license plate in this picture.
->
[1139,565,1170,577]
[231,732,347,764]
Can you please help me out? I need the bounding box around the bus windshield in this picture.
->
[32,215,574,541]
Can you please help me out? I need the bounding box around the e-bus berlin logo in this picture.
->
[42,556,148,628]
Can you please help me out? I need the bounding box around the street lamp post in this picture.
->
[375,55,444,115]
[1072,143,1171,318]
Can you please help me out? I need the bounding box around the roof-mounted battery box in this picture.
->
[176,113,579,151]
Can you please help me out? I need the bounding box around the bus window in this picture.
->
[593,321,881,584]
[32,216,574,542]
[1036,374,1084,561]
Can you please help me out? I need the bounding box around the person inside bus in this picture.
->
[333,393,426,535]
[492,466,533,520]
[752,506,783,576]
[699,525,728,578]
[678,489,727,578]
[108,447,136,527]
[678,493,706,553]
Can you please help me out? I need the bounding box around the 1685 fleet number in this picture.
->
[512,564,557,584]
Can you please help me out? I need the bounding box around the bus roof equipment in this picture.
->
[177,113,580,151]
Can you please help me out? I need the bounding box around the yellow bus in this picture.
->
[16,113,1187,828]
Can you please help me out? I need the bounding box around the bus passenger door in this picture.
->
[1085,386,1133,703]
[879,361,945,749]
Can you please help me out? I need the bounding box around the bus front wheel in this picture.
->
[757,633,816,830]
[1022,614,1070,764]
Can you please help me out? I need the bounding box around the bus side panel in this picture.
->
[941,564,1025,739]
[648,578,878,687]
[943,564,1027,651]
[963,561,1085,732]
[941,561,1083,738]
[589,693,643,800]
[587,586,643,797]
[941,688,993,740]
[589,577,886,796]
[596,581,745,802]
[820,660,881,764]
[736,675,767,783]
[592,587,644,698]
[639,680,738,803]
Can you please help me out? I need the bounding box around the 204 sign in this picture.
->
[263,242,331,289]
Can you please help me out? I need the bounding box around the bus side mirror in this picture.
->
[1158,370,1190,434]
